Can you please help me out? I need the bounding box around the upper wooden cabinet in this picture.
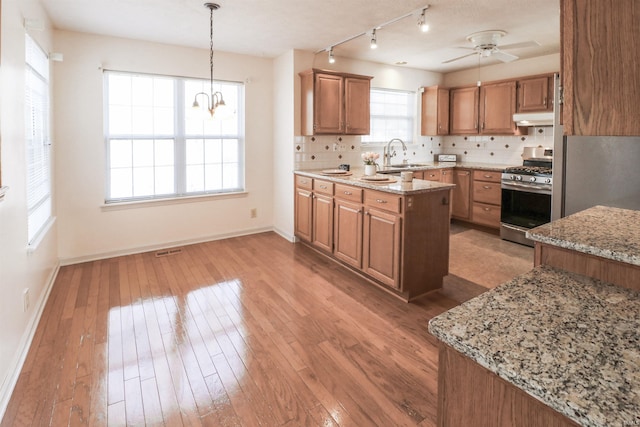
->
[517,75,553,113]
[450,87,479,135]
[561,0,640,135]
[421,86,450,136]
[480,81,517,134]
[299,69,373,136]
[450,82,516,135]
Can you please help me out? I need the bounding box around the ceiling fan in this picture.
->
[443,30,540,64]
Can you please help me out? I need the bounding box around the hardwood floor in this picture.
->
[2,232,482,427]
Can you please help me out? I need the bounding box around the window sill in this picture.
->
[27,216,56,253]
[101,191,249,212]
[0,186,9,202]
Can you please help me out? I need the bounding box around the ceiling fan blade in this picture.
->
[442,51,478,64]
[493,50,519,63]
[499,40,540,50]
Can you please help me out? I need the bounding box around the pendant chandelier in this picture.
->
[192,2,226,117]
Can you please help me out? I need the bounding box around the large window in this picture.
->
[25,34,52,244]
[104,71,244,203]
[361,88,415,144]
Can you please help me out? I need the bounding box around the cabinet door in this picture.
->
[452,170,471,219]
[421,86,450,135]
[450,87,479,135]
[334,199,363,268]
[440,169,454,184]
[314,73,344,134]
[312,193,333,253]
[517,76,552,112]
[562,0,640,135]
[344,77,371,135]
[423,169,442,182]
[363,208,401,289]
[480,81,516,134]
[295,188,313,242]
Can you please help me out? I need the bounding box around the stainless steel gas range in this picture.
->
[500,155,553,247]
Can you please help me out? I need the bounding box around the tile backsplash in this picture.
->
[293,126,554,170]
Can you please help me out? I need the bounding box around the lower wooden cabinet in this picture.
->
[294,173,451,301]
[334,199,363,269]
[471,170,502,229]
[452,169,471,219]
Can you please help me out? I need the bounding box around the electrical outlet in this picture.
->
[250,208,257,218]
[23,289,30,312]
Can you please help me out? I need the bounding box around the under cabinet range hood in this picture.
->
[513,112,554,126]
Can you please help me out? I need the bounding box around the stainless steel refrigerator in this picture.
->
[552,129,640,219]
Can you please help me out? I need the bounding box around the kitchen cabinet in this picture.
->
[311,179,334,253]
[561,0,640,136]
[451,169,471,220]
[450,87,479,135]
[293,173,452,301]
[421,86,450,135]
[423,169,442,182]
[517,74,553,112]
[294,175,313,242]
[471,170,502,229]
[440,169,454,184]
[363,190,403,289]
[479,81,517,134]
[333,184,364,269]
[299,69,373,136]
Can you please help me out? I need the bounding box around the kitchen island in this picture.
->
[294,169,455,301]
[429,205,640,427]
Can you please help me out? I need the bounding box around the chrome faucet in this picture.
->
[383,138,407,167]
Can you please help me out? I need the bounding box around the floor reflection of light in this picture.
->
[106,279,246,423]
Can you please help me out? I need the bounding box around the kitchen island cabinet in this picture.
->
[430,205,640,427]
[294,170,454,301]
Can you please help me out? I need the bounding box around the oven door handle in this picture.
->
[501,181,552,194]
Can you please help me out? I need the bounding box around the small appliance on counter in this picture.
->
[436,154,457,162]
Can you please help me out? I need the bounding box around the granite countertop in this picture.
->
[429,265,640,427]
[295,169,455,195]
[527,205,640,267]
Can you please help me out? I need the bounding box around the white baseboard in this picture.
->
[59,226,276,266]
[0,262,60,422]
[273,226,296,243]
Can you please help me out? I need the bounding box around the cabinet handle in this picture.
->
[484,207,491,212]
[319,185,327,189]
[482,122,485,130]
[343,191,352,195]
[375,199,388,204]
[475,121,478,130]
[356,209,362,214]
[483,174,492,179]
[483,185,492,189]
[543,97,547,106]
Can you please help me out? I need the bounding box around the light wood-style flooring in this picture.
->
[2,227,527,426]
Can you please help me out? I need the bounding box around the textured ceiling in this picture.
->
[40,0,560,73]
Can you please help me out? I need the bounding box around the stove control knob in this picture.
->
[510,175,517,180]
[529,177,537,182]
[515,176,523,181]
[545,178,551,184]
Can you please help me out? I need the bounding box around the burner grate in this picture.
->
[504,166,552,176]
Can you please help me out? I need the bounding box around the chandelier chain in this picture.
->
[209,5,214,96]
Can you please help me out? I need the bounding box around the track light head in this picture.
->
[328,47,335,63]
[418,8,429,32]
[370,29,378,49]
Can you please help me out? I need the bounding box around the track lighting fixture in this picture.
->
[418,8,429,32]
[316,4,430,60]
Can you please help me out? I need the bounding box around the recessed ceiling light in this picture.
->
[395,61,408,65]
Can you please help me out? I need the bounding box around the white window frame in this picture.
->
[104,70,245,204]
[25,34,52,245]
[361,88,416,145]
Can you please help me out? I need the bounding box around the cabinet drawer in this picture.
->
[423,169,442,182]
[364,190,402,214]
[313,179,334,196]
[473,181,501,205]
[473,170,502,183]
[334,184,363,203]
[472,202,501,228]
[295,175,313,190]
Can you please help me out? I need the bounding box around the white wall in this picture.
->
[53,31,275,263]
[0,0,59,418]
